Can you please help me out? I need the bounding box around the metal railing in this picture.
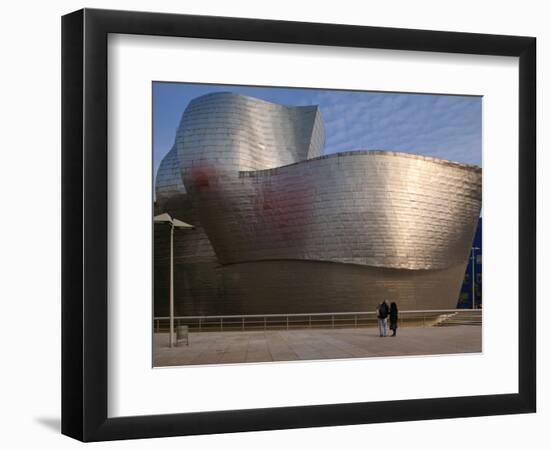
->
[153,309,482,333]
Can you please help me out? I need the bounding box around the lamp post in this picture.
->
[154,213,194,347]
[470,246,480,309]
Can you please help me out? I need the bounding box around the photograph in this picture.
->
[152,83,483,367]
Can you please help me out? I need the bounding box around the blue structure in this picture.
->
[457,217,482,309]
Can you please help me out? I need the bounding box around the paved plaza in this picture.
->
[153,325,481,367]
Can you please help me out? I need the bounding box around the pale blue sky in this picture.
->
[153,82,481,176]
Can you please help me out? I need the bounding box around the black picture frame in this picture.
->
[61,8,536,442]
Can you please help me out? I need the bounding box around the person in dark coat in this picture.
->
[389,302,398,336]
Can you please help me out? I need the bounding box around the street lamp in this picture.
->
[470,246,480,309]
[154,213,194,347]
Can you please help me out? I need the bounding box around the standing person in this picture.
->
[377,300,389,337]
[389,302,398,337]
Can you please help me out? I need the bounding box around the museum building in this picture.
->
[154,92,482,317]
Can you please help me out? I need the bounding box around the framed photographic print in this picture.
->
[61,8,536,442]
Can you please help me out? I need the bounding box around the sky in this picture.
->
[153,82,481,177]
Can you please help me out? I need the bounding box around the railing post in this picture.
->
[242,317,245,331]
[286,316,289,330]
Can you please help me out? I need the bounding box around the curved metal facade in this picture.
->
[154,92,482,316]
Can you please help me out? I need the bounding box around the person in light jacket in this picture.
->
[376,300,389,337]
